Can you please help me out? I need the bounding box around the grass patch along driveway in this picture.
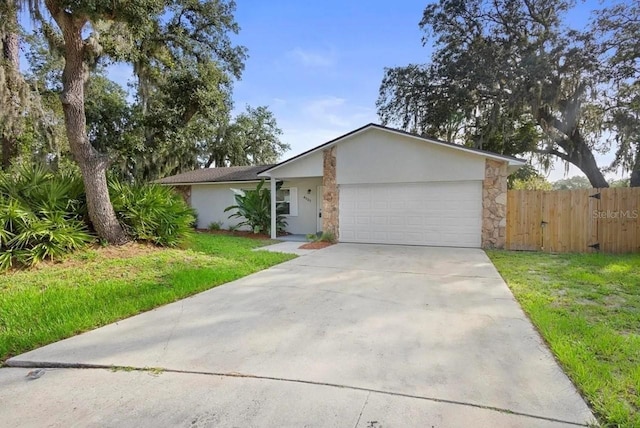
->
[0,233,294,364]
[487,251,640,427]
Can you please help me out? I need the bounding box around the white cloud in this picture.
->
[281,127,347,155]
[300,96,375,128]
[276,96,378,158]
[287,48,336,68]
[303,96,350,127]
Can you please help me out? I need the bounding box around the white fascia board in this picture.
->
[159,180,263,186]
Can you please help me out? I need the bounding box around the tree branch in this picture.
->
[535,147,571,162]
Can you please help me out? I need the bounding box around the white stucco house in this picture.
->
[158,124,525,249]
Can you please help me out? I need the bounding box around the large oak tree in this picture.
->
[18,0,246,243]
[596,1,640,186]
[377,0,639,187]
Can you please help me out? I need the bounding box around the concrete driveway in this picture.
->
[1,244,594,427]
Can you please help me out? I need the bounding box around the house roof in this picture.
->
[158,124,528,185]
[156,164,274,185]
[259,123,526,175]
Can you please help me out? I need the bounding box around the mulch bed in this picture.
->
[196,229,283,240]
[299,241,334,250]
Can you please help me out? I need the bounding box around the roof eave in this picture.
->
[158,179,264,186]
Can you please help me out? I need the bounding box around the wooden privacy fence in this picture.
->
[506,188,640,253]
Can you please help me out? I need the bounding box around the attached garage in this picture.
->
[339,181,482,247]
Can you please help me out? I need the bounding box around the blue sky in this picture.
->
[225,0,621,181]
[229,1,428,154]
[108,1,430,157]
[28,0,625,181]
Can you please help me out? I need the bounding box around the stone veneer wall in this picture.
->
[322,146,339,238]
[482,159,508,249]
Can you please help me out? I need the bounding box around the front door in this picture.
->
[316,186,324,233]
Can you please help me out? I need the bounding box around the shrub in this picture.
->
[306,231,336,244]
[109,181,196,247]
[224,180,287,234]
[0,166,196,271]
[208,221,223,231]
[0,165,94,271]
[318,231,336,243]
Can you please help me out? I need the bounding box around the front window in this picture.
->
[275,187,297,216]
[276,188,291,215]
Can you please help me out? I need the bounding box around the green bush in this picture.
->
[109,181,195,246]
[0,166,196,271]
[0,165,94,271]
[318,231,336,243]
[224,180,287,234]
[208,221,223,231]
[306,231,335,243]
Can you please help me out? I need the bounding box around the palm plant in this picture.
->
[0,165,93,270]
[109,181,195,246]
[224,180,287,234]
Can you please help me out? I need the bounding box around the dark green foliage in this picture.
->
[109,181,196,246]
[224,180,287,234]
[0,166,197,271]
[0,165,93,270]
[204,105,290,168]
[377,0,626,188]
[208,221,222,231]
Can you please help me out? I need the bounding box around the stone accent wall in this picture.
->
[482,159,508,249]
[322,147,339,239]
[172,185,192,205]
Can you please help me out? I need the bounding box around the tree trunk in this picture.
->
[56,14,129,244]
[1,135,16,170]
[565,139,609,188]
[1,16,20,170]
[537,108,609,188]
[631,148,640,187]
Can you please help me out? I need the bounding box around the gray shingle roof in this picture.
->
[157,165,274,185]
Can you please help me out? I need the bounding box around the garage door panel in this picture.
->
[339,181,482,248]
[356,216,370,225]
[372,216,388,225]
[388,216,404,225]
[372,201,389,210]
[341,231,355,240]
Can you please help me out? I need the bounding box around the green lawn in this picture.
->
[0,233,294,363]
[487,251,640,428]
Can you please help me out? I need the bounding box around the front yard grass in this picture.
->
[487,251,640,428]
[0,233,294,363]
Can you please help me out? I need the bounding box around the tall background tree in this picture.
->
[9,0,249,243]
[0,1,53,170]
[378,0,640,187]
[595,1,640,186]
[204,105,289,168]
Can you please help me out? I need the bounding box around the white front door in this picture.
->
[316,186,324,233]
[339,181,482,247]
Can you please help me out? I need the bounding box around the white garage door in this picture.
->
[339,181,482,247]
